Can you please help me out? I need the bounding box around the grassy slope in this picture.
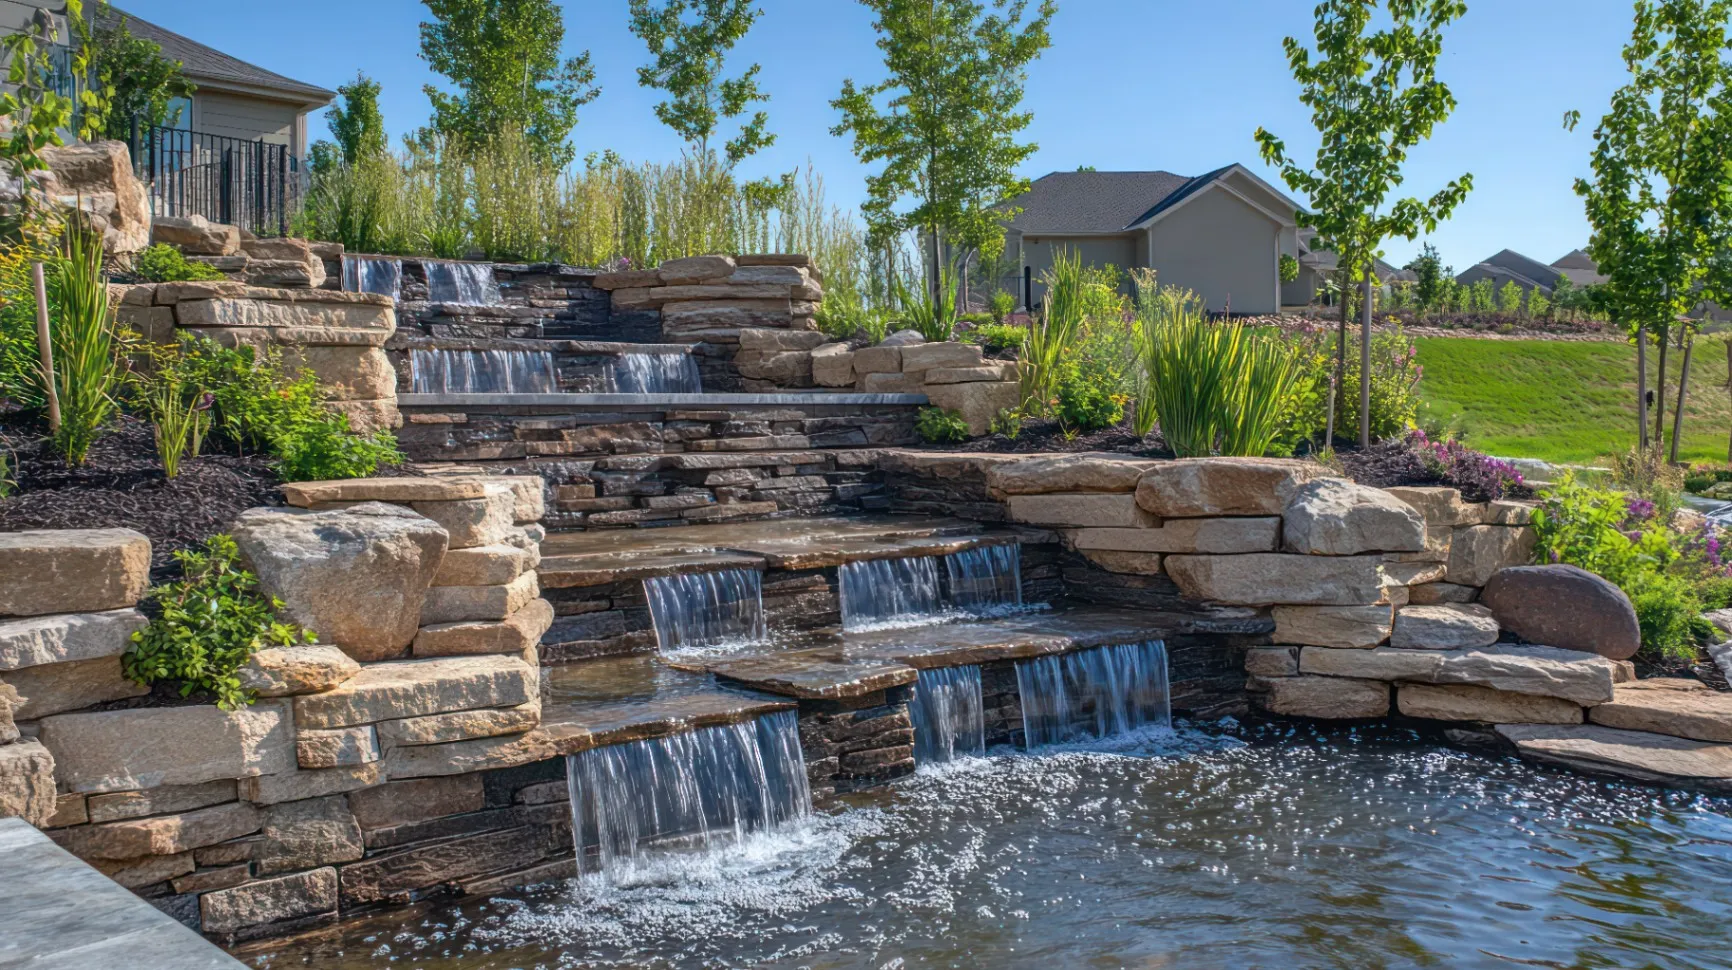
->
[1416,336,1732,465]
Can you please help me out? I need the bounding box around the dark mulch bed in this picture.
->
[920,418,1174,456]
[1336,439,1535,504]
[1,415,286,574]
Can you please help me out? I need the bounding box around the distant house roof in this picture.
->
[1456,249,1566,292]
[1005,165,1267,234]
[98,5,334,106]
[1550,249,1607,287]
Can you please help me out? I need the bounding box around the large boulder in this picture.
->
[1480,564,1639,661]
[0,530,151,617]
[1136,458,1331,518]
[1283,478,1426,555]
[39,141,150,254]
[231,504,448,662]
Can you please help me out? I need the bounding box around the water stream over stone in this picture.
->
[643,568,767,653]
[409,348,559,394]
[1015,640,1170,747]
[564,711,810,882]
[611,353,703,394]
[910,665,986,764]
[425,259,502,305]
[340,255,403,301]
[837,556,944,631]
[944,544,1022,612]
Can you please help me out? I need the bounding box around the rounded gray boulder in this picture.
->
[1480,564,1640,660]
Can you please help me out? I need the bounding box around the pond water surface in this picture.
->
[244,723,1732,970]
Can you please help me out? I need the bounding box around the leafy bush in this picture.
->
[1408,430,1526,501]
[135,244,226,283]
[915,406,970,443]
[988,290,1015,323]
[1684,464,1732,494]
[989,407,1023,439]
[1056,376,1124,432]
[124,535,318,709]
[1021,250,1089,415]
[968,322,1026,353]
[1332,325,1423,442]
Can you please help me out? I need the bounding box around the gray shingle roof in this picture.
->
[1481,249,1564,289]
[1004,168,1235,233]
[99,5,334,104]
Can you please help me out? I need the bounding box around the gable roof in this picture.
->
[1458,249,1564,290]
[1005,164,1297,234]
[1552,249,1597,271]
[98,5,334,105]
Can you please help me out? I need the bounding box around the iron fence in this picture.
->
[129,125,301,237]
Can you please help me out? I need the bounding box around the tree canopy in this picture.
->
[628,0,773,167]
[77,12,195,141]
[310,72,387,175]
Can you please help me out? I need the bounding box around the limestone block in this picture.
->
[1245,646,1300,677]
[1271,604,1394,648]
[1588,680,1732,742]
[1398,683,1584,724]
[412,598,555,658]
[1070,518,1279,555]
[40,700,294,794]
[292,655,536,729]
[279,345,393,401]
[1495,723,1732,790]
[860,371,922,394]
[200,867,338,937]
[727,264,806,286]
[1485,501,1535,525]
[4,655,148,717]
[376,699,542,747]
[1262,676,1390,719]
[1136,459,1332,518]
[412,484,518,549]
[153,280,247,304]
[852,345,903,374]
[117,304,175,342]
[985,453,1157,496]
[645,283,794,303]
[925,365,1011,384]
[297,726,380,768]
[1383,487,1483,528]
[174,296,394,331]
[738,328,829,352]
[433,544,533,587]
[40,140,151,254]
[421,572,541,625]
[1481,564,1639,661]
[1390,603,1501,650]
[254,795,364,876]
[1446,525,1537,587]
[0,738,56,825]
[900,341,984,374]
[328,399,402,435]
[232,504,447,663]
[1283,478,1426,555]
[93,851,194,890]
[922,380,1021,435]
[660,299,792,332]
[0,607,145,669]
[811,343,855,387]
[150,214,239,255]
[658,254,737,284]
[282,477,488,506]
[381,728,558,779]
[592,269,662,290]
[1164,554,1388,606]
[245,256,327,290]
[1409,582,1479,605]
[1007,493,1157,529]
[238,763,381,806]
[1298,644,1620,705]
[235,645,360,698]
[0,529,151,617]
[51,801,261,860]
[346,775,484,830]
[735,349,814,385]
[86,779,237,824]
[1078,549,1163,574]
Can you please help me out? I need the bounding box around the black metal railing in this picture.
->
[129,125,300,237]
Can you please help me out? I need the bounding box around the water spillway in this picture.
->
[643,568,767,652]
[424,259,502,305]
[1015,640,1171,747]
[910,665,986,764]
[564,710,811,880]
[838,556,944,631]
[340,254,403,300]
[612,353,703,394]
[408,347,559,394]
[944,545,1023,612]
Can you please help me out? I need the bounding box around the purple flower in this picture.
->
[1624,497,1656,522]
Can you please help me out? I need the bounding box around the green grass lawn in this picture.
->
[1415,336,1732,465]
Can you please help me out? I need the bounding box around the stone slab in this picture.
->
[1262,676,1390,718]
[1271,604,1393,649]
[1496,723,1732,790]
[1587,679,1732,742]
[39,701,295,794]
[0,529,151,617]
[1136,459,1329,518]
[1299,644,1620,705]
[1398,683,1584,724]
[0,608,147,671]
[1164,554,1388,606]
[1069,518,1278,555]
[292,655,536,729]
[1007,493,1156,529]
[1390,603,1501,651]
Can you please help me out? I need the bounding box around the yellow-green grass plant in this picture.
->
[1021,249,1089,417]
[135,344,210,478]
[46,218,121,465]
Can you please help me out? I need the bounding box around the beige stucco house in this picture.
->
[1002,165,1313,316]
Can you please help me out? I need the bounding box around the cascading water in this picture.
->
[643,568,766,652]
[409,348,559,394]
[424,259,502,305]
[910,665,986,764]
[838,557,943,631]
[944,545,1023,612]
[341,255,403,300]
[612,353,703,394]
[564,711,811,880]
[1014,640,1170,748]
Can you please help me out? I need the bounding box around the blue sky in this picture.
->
[117,0,1636,272]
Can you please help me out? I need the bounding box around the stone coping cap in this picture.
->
[385,335,693,355]
[281,477,492,506]
[397,392,928,407]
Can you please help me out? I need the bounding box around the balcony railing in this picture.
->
[129,125,300,237]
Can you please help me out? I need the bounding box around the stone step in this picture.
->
[1587,679,1732,742]
[539,655,794,746]
[1298,644,1629,705]
[1496,723,1732,791]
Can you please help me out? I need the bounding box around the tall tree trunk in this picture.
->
[1654,329,1669,453]
[1670,328,1694,464]
[1360,272,1373,448]
[930,224,941,306]
[1636,324,1649,451]
[1325,271,1348,448]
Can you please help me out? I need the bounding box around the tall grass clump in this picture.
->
[1021,249,1089,414]
[47,218,122,464]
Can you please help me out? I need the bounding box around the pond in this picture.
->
[242,723,1732,970]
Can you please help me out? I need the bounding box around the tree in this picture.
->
[418,0,599,166]
[1407,242,1446,311]
[628,0,773,168]
[832,0,1056,294]
[1256,0,1473,449]
[1569,0,1732,460]
[76,12,195,141]
[310,73,387,176]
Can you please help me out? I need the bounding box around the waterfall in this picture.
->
[424,259,502,305]
[839,557,943,631]
[612,353,703,394]
[341,255,402,300]
[944,545,1023,612]
[911,665,986,764]
[565,711,811,880]
[409,348,559,394]
[643,568,766,652]
[1014,640,1171,748]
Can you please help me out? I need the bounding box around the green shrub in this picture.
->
[896,270,960,343]
[131,343,211,478]
[988,290,1015,323]
[1333,326,1423,442]
[1021,250,1089,415]
[124,535,318,709]
[1056,376,1124,432]
[135,244,226,283]
[968,322,1026,353]
[989,407,1023,439]
[915,406,970,443]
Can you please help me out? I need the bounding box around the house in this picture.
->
[1454,249,1570,297]
[1001,165,1312,316]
